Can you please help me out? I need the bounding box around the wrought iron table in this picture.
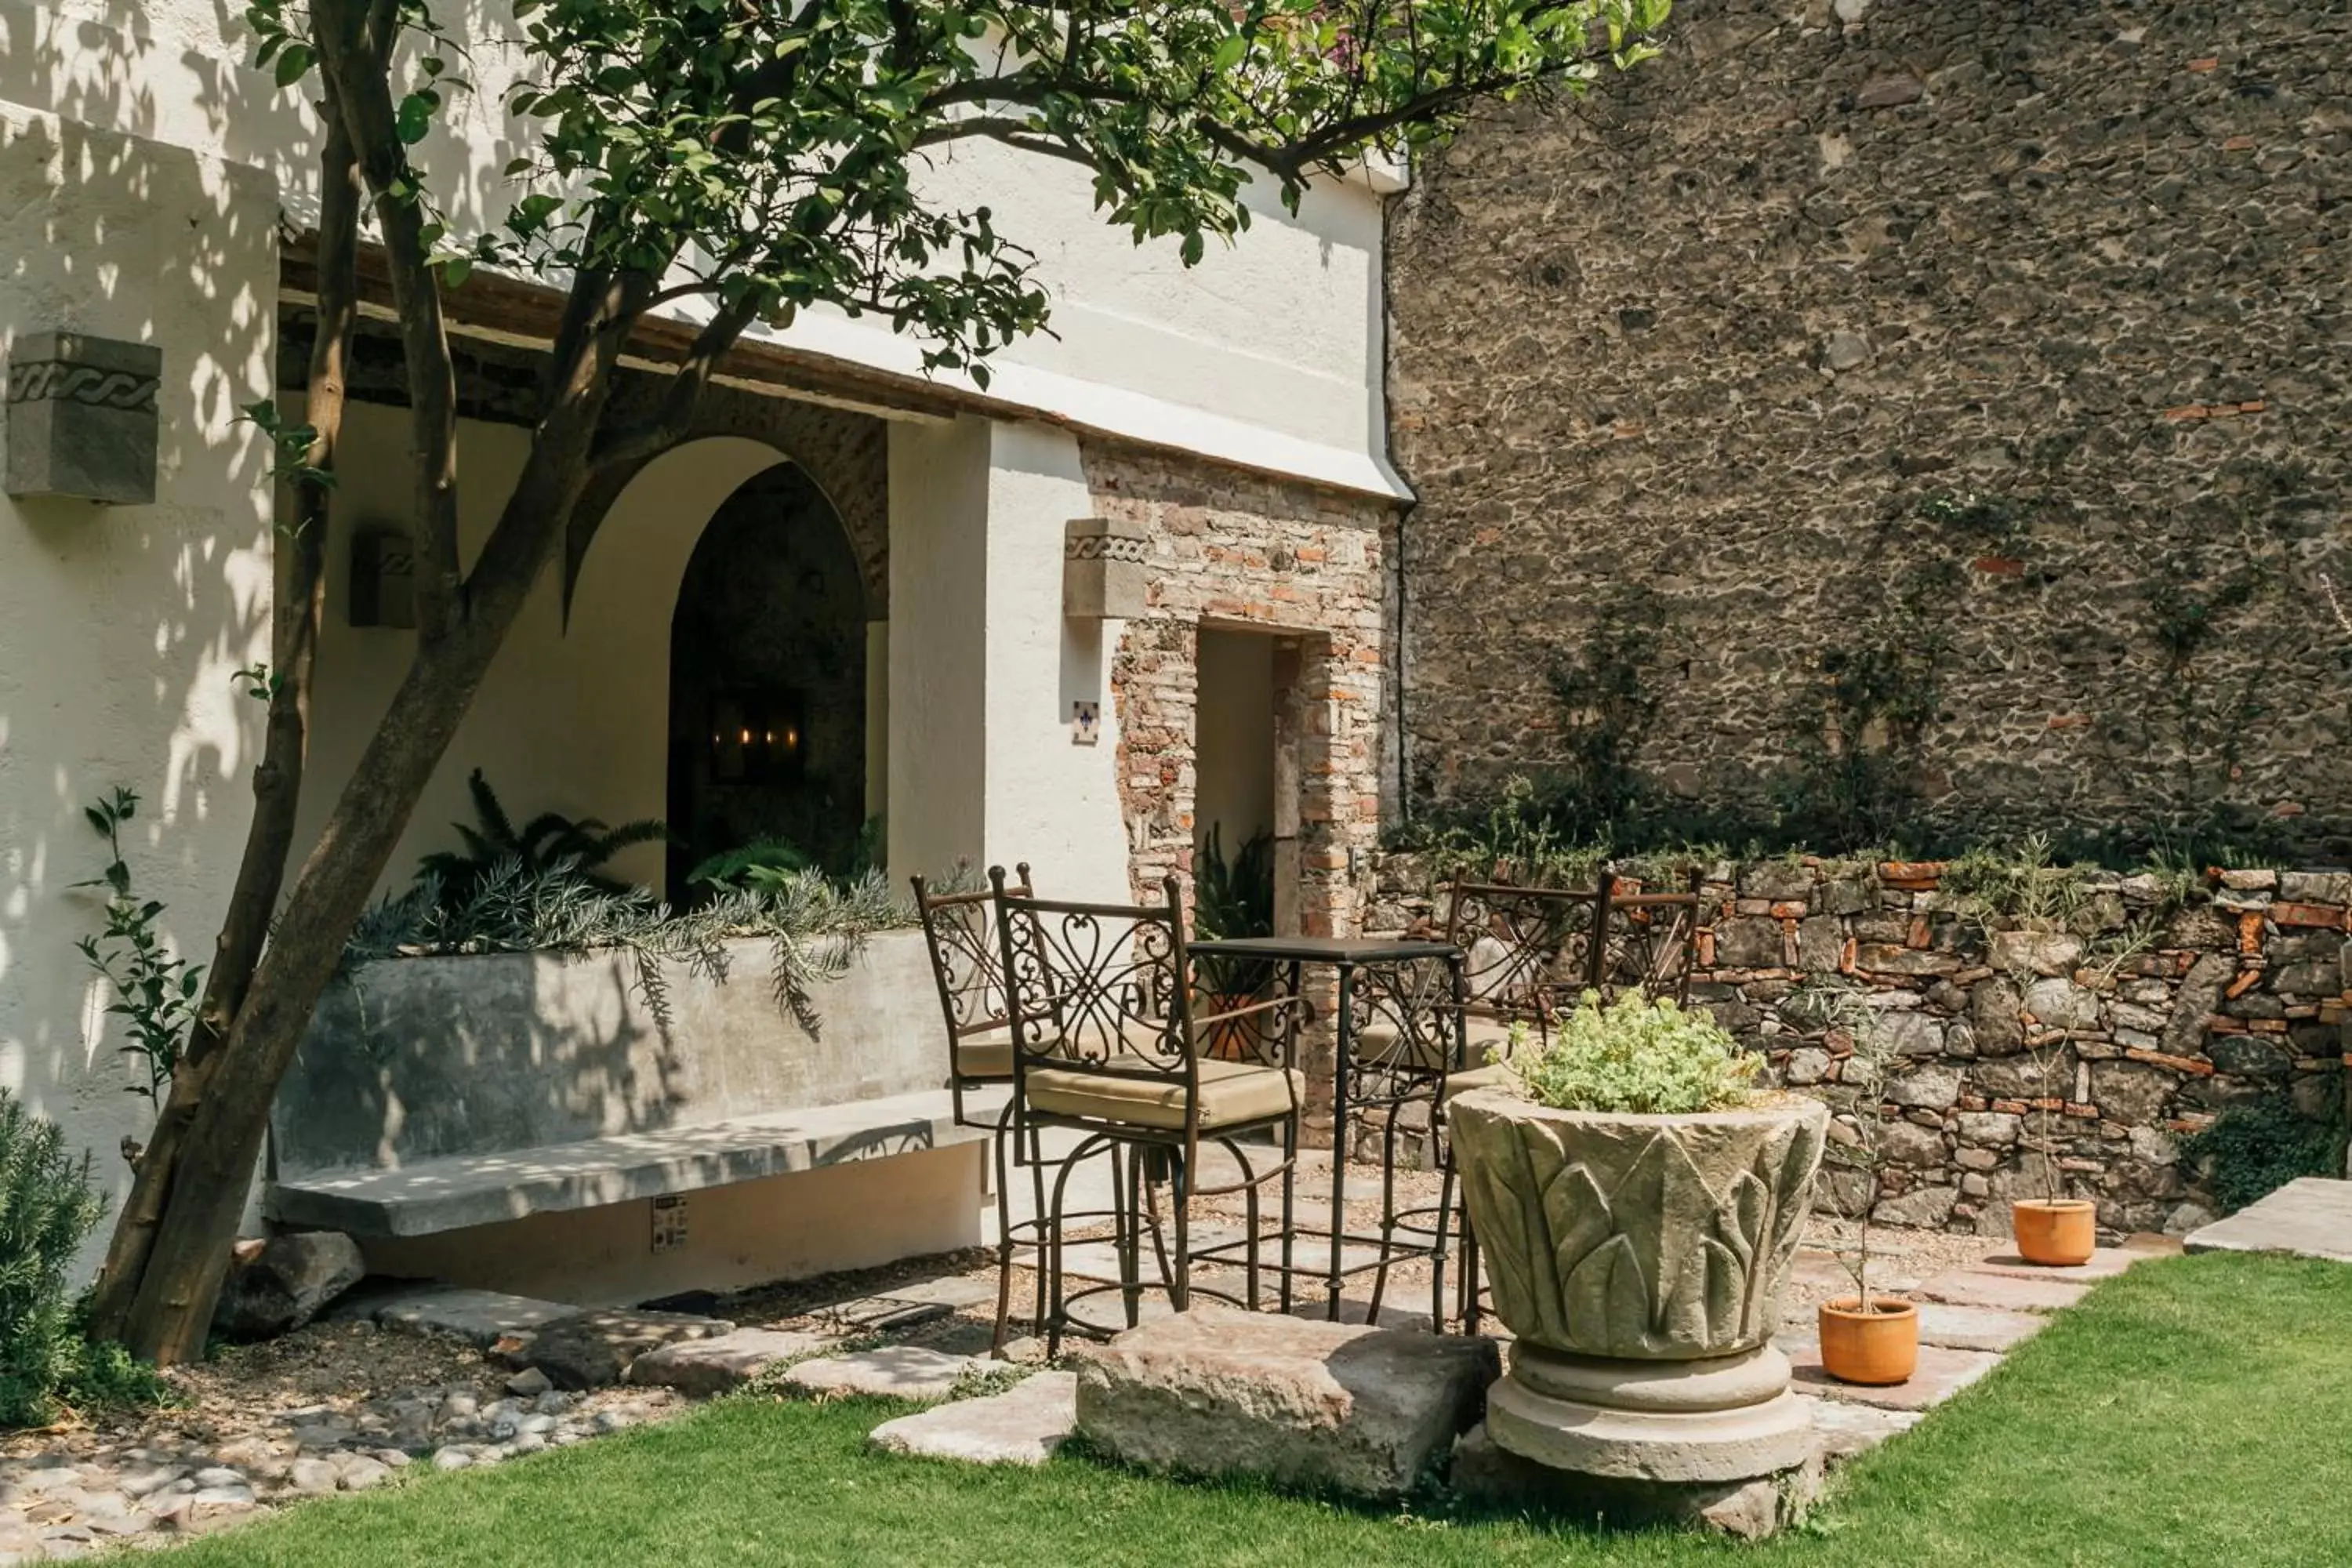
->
[1187,934,1468,1323]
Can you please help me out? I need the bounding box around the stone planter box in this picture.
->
[275,929,948,1177]
[1449,1088,1829,1485]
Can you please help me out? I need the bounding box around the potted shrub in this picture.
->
[1450,990,1829,1483]
[1790,982,1918,1385]
[2011,1040,2096,1265]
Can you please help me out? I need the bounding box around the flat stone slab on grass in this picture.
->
[1797,1396,1922,1461]
[869,1371,1078,1465]
[1971,1247,2143,1284]
[627,1328,837,1396]
[1780,1337,2002,1411]
[372,1287,578,1348]
[784,1346,979,1401]
[1074,1301,1496,1499]
[527,1309,734,1390]
[1915,1302,2045,1353]
[2185,1178,2352,1264]
[1915,1269,2089,1314]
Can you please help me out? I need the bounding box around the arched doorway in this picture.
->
[666,463,870,892]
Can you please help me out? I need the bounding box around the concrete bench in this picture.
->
[268,930,995,1305]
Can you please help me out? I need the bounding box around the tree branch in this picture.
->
[318,10,463,643]
[590,292,761,470]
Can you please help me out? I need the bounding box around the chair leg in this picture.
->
[1430,1152,1457,1334]
[1118,1143,1146,1330]
[1028,1121,1051,1337]
[990,1103,1018,1357]
[1365,1102,1407,1327]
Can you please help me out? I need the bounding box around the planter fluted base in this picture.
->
[1485,1343,1816,1484]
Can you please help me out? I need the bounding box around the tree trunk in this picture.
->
[116,397,618,1365]
[85,109,358,1347]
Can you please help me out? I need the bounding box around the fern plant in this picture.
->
[415,769,666,903]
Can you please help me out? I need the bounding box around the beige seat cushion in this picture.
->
[1025,1058,1305,1132]
[1353,1014,1517,1072]
[1443,1061,1519,1101]
[955,1035,1014,1080]
[954,1016,1171,1083]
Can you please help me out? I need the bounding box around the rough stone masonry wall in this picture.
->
[1364,852,2352,1236]
[1385,0,2352,851]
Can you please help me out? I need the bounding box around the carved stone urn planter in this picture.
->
[1449,1087,1830,1484]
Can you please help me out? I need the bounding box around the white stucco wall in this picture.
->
[0,100,278,1260]
[9,0,1394,498]
[296,405,794,895]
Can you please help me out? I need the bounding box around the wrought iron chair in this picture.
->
[912,866,1139,1356]
[1432,869,1706,1332]
[989,868,1308,1355]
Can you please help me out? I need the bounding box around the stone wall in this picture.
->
[1385,0,2352,854]
[1363,851,2352,1236]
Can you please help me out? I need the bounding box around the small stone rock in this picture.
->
[187,1468,245,1491]
[336,1457,393,1492]
[430,1450,474,1472]
[213,1232,367,1341]
[286,1458,340,1496]
[504,1368,552,1398]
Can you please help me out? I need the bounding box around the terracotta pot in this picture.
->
[2012,1198,2097,1266]
[1818,1297,1919,1386]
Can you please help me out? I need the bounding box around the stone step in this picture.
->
[2184,1177,2352,1264]
[1795,1396,1923,1461]
[1912,1302,2045,1353]
[524,1309,735,1390]
[368,1287,580,1348]
[868,1371,1079,1465]
[1075,1302,1494,1499]
[627,1328,838,1396]
[782,1346,979,1402]
[1969,1247,2143,1284]
[1778,1335,2003,1412]
[1915,1269,2089,1314]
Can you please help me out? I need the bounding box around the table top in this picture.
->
[1188,935,1463,964]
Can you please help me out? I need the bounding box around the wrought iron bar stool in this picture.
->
[912,866,1141,1356]
[989,868,1309,1356]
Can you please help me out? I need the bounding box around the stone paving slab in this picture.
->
[2185,1178,2352,1263]
[1779,1335,2003,1411]
[1970,1247,2141,1283]
[1914,1302,2046,1353]
[868,1371,1079,1465]
[1795,1395,1923,1461]
[783,1346,979,1401]
[628,1329,837,1396]
[1915,1269,2089,1314]
[371,1287,578,1348]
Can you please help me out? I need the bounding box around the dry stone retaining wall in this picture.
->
[1364,852,2352,1236]
[1385,0,2352,853]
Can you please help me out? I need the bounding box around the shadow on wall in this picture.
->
[0,103,278,1272]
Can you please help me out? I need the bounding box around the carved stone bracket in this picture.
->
[1064,516,1149,619]
[5,332,163,505]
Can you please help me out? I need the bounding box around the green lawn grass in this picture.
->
[163,1253,2352,1567]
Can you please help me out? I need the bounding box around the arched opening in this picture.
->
[666,463,870,893]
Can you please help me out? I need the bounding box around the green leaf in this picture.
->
[272,42,312,88]
[396,93,435,145]
[1213,34,1248,71]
